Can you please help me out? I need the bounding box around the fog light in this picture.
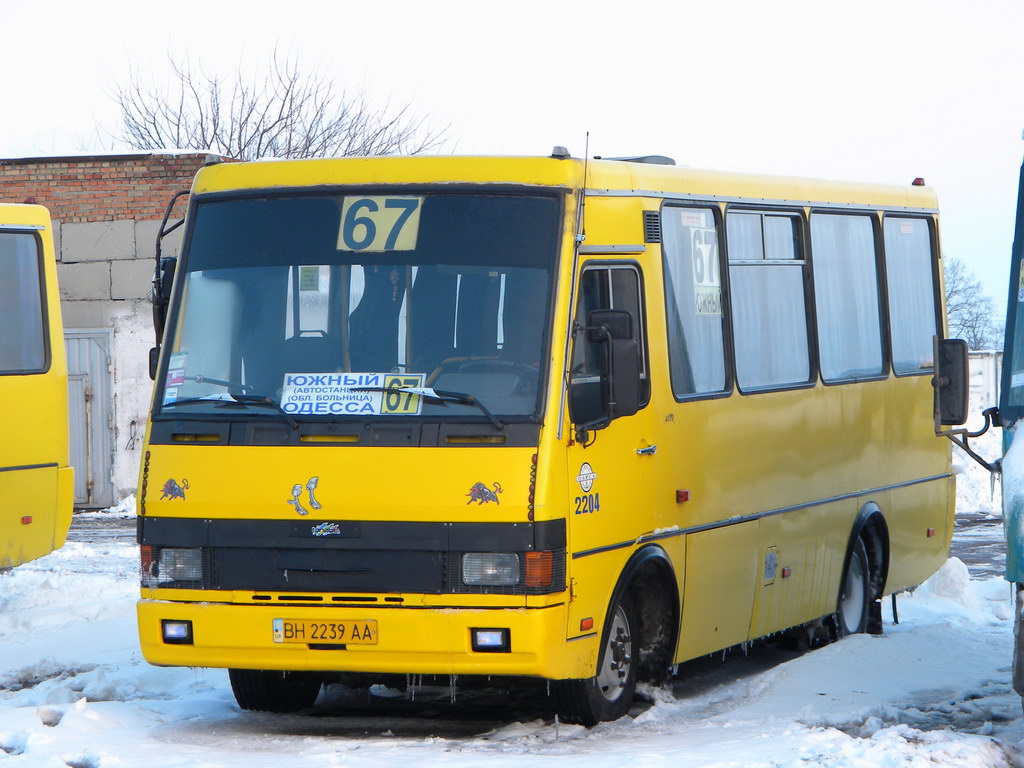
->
[161,619,193,645]
[471,627,510,653]
[462,553,519,586]
[157,548,202,584]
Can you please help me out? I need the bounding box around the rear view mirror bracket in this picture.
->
[932,336,1001,473]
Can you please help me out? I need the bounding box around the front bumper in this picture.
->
[138,598,593,679]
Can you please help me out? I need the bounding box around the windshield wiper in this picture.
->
[164,393,298,429]
[353,385,505,430]
[230,394,299,430]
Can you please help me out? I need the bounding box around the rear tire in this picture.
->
[228,668,323,713]
[551,593,638,725]
[836,538,870,636]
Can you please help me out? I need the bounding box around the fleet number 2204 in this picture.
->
[574,493,600,514]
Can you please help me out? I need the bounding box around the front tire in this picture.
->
[551,593,638,725]
[228,669,324,713]
[836,538,870,636]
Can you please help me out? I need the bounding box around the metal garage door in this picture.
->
[65,330,114,508]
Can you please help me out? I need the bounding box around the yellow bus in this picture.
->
[137,152,952,724]
[0,204,73,570]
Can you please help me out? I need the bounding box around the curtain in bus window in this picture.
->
[661,207,726,396]
[811,214,884,381]
[730,264,810,389]
[883,218,937,374]
[0,232,46,373]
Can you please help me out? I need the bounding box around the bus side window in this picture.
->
[0,232,47,373]
[810,213,885,382]
[661,206,727,397]
[727,211,811,391]
[570,265,648,424]
[883,217,938,374]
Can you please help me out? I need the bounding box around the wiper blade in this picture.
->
[352,385,505,430]
[164,393,298,429]
[228,394,299,430]
[162,394,236,407]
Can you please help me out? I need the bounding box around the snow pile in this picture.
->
[74,494,136,520]
[953,422,1002,517]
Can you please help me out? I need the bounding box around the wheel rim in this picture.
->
[841,554,866,633]
[596,604,632,702]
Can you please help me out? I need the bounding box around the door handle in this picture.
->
[636,445,657,456]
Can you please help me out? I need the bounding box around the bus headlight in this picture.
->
[156,548,203,585]
[462,553,520,586]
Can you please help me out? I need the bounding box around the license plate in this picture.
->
[272,618,378,645]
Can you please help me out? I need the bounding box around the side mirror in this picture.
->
[152,257,176,343]
[587,309,633,343]
[569,309,641,432]
[159,257,176,302]
[607,337,640,420]
[933,337,969,426]
[149,346,160,381]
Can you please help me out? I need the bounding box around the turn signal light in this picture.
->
[525,551,553,587]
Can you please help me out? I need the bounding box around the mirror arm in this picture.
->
[939,407,1002,474]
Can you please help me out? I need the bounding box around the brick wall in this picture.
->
[0,152,235,507]
[0,153,222,222]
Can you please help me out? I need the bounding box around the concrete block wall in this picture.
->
[0,153,229,506]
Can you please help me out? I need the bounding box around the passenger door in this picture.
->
[564,264,660,634]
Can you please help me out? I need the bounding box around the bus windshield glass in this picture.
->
[157,192,560,421]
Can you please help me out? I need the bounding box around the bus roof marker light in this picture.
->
[551,146,571,159]
[912,178,926,186]
[676,490,691,504]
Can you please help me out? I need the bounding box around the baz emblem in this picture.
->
[576,463,597,492]
[160,478,189,501]
[287,476,322,516]
[466,481,502,505]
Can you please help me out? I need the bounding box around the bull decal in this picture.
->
[160,478,189,501]
[466,481,503,505]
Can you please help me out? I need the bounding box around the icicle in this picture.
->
[555,714,560,740]
[449,674,457,703]
[992,470,999,502]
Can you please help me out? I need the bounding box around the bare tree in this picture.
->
[112,52,447,160]
[944,256,1004,350]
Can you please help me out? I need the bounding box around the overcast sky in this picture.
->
[3,0,1023,312]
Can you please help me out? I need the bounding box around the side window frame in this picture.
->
[879,213,942,378]
[724,207,817,395]
[0,229,51,376]
[807,209,889,386]
[570,260,651,409]
[660,201,733,401]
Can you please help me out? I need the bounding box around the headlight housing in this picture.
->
[462,553,520,586]
[141,546,203,587]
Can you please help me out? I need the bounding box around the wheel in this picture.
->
[836,538,870,636]
[228,668,324,713]
[551,593,638,725]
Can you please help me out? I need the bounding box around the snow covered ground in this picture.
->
[1,443,1022,768]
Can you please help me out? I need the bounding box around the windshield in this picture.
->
[157,192,560,421]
